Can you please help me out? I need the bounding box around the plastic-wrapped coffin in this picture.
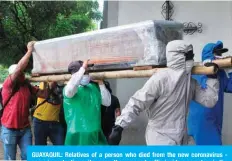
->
[32,20,183,75]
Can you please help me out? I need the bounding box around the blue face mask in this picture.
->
[80,75,90,86]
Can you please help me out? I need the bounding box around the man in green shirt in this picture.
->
[63,60,111,145]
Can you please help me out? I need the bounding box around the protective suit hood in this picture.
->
[166,40,194,71]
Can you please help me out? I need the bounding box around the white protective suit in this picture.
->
[115,40,219,145]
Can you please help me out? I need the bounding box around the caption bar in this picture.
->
[27,146,231,161]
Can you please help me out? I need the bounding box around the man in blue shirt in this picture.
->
[188,41,232,145]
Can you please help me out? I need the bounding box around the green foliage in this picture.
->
[0,0,102,69]
[0,65,8,83]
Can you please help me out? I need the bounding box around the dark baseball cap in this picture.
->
[213,48,228,56]
[68,60,94,74]
[68,61,83,74]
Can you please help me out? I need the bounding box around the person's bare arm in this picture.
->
[36,89,49,99]
[115,108,121,117]
[11,41,36,82]
[115,97,121,117]
[28,83,49,99]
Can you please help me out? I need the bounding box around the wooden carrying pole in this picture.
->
[29,65,216,82]
[29,57,232,82]
[194,57,232,68]
[213,57,232,68]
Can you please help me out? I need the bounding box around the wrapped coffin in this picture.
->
[32,20,183,75]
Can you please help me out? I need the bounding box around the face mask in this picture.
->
[184,50,194,61]
[80,75,90,86]
[185,60,194,74]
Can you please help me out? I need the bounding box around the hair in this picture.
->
[104,81,112,94]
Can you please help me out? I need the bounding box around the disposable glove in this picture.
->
[108,125,123,145]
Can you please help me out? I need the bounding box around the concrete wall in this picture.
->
[105,1,232,144]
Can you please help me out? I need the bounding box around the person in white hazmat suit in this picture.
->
[108,40,219,145]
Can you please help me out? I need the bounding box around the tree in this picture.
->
[0,0,102,67]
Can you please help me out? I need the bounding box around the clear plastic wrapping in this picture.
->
[32,20,183,74]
